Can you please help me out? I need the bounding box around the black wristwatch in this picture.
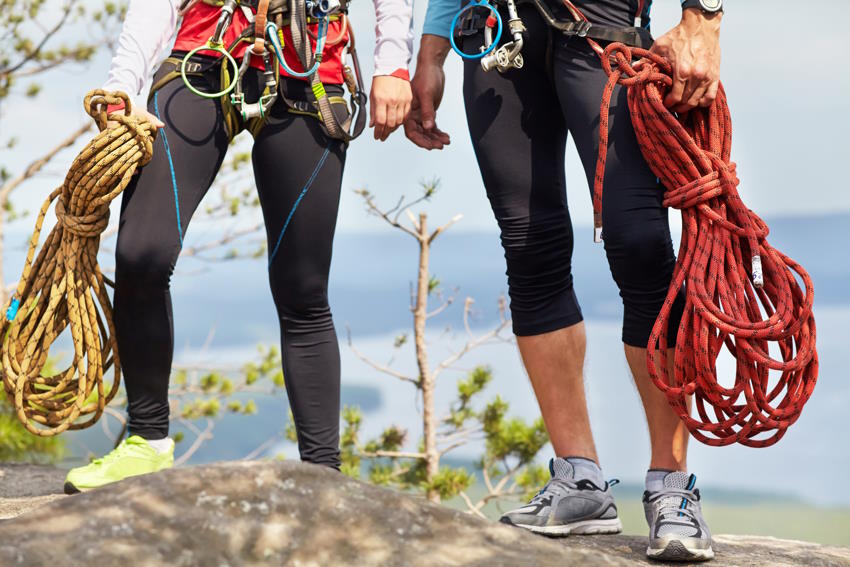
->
[681,0,723,14]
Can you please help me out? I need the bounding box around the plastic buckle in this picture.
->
[458,9,485,36]
[593,226,603,243]
[182,61,203,74]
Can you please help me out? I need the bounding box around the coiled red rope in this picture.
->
[593,43,818,447]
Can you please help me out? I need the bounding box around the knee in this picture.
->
[270,270,332,326]
[115,236,177,290]
[603,222,682,346]
[497,210,582,335]
[604,221,675,290]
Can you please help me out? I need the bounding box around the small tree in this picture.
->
[345,183,549,512]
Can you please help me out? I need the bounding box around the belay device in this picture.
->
[165,0,366,142]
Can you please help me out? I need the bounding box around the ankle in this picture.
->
[560,456,606,488]
[144,437,174,454]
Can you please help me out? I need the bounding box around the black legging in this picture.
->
[114,56,345,468]
[461,4,685,346]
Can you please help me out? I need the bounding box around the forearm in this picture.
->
[103,0,179,99]
[417,34,451,69]
[373,0,414,77]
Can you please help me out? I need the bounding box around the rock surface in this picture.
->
[0,462,848,566]
[0,464,66,520]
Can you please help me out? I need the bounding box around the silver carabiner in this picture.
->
[230,48,279,121]
[480,0,525,73]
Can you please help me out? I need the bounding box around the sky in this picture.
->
[1,0,849,235]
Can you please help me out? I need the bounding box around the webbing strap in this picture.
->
[522,0,653,49]
[254,0,270,53]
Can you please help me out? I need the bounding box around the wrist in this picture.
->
[374,68,411,81]
[418,34,451,68]
[680,0,723,14]
[681,7,722,32]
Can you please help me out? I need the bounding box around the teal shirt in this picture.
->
[423,0,459,38]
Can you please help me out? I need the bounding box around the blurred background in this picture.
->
[1,0,848,546]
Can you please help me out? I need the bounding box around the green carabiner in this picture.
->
[180,43,240,99]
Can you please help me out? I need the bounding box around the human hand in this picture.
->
[370,74,413,141]
[650,8,722,113]
[404,34,452,150]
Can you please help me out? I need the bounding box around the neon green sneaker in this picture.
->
[64,435,174,494]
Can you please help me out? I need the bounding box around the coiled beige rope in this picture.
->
[1,90,155,436]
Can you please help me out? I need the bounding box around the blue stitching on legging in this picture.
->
[268,145,331,268]
[153,91,184,246]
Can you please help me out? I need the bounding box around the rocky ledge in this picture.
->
[0,462,847,566]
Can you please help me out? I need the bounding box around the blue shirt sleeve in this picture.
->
[423,0,460,38]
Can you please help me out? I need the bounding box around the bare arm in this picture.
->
[403,34,452,150]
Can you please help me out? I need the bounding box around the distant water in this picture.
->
[4,213,847,506]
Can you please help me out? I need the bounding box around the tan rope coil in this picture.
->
[1,90,155,437]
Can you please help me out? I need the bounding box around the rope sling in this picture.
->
[593,43,818,447]
[1,91,154,437]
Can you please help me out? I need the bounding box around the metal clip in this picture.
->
[594,226,603,243]
[751,255,763,288]
[230,47,278,121]
[569,20,591,38]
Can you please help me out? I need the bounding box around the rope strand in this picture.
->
[594,43,818,447]
[1,90,155,437]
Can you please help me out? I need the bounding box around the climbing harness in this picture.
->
[449,0,652,72]
[1,91,154,436]
[166,0,366,142]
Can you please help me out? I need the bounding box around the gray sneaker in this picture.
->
[499,458,622,536]
[643,472,714,561]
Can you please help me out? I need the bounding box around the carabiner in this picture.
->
[230,48,279,120]
[180,44,240,99]
[267,19,327,78]
[449,0,503,60]
[180,0,240,98]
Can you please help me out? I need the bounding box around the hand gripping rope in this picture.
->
[594,43,818,447]
[1,91,155,437]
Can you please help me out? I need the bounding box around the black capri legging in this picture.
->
[114,55,345,468]
[462,5,685,346]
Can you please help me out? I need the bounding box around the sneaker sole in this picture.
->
[63,463,173,495]
[647,540,715,562]
[515,517,623,537]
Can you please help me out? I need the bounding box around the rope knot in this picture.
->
[85,90,132,131]
[55,196,111,238]
[600,42,634,78]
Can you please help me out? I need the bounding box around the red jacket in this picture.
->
[173,3,349,84]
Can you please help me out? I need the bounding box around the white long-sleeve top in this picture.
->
[103,0,414,101]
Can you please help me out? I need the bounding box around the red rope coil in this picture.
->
[593,43,818,447]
